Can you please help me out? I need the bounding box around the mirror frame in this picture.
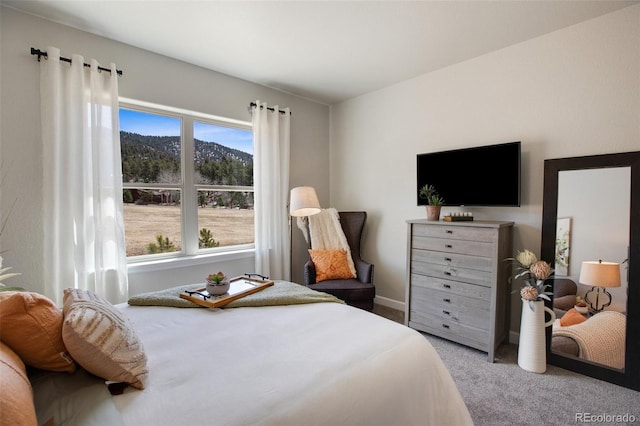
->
[541,151,640,391]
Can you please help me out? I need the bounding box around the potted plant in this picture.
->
[575,296,589,314]
[206,271,230,295]
[419,184,445,221]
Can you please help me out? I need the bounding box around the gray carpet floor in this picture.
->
[373,305,639,425]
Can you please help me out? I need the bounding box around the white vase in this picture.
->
[518,299,556,373]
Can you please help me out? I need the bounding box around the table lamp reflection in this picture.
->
[580,260,621,314]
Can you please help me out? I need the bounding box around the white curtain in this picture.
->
[40,46,128,305]
[252,101,291,280]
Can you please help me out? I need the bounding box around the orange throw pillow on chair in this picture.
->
[308,249,356,282]
[560,308,587,327]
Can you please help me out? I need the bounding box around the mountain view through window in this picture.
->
[120,107,254,257]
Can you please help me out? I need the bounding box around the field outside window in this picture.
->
[120,104,253,258]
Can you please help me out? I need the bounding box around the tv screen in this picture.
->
[417,141,521,207]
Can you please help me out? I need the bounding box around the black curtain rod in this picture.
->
[30,48,123,76]
[249,102,291,115]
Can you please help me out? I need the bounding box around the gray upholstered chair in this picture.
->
[304,211,375,311]
[552,278,578,318]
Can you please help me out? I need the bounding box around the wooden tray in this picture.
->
[179,275,274,308]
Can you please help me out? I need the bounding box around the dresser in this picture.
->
[405,219,513,362]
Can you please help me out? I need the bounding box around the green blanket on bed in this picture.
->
[127,280,344,308]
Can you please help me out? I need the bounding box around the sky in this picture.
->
[119,108,254,154]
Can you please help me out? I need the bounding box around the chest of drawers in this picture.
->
[405,219,513,362]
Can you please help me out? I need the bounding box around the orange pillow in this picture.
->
[308,249,356,282]
[0,341,38,426]
[560,308,587,327]
[0,291,75,372]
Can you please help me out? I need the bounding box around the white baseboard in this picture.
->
[374,295,405,312]
[509,330,519,345]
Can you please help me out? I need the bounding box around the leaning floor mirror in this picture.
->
[541,151,639,391]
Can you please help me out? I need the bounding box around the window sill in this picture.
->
[127,249,254,274]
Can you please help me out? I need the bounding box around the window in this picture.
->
[119,100,253,260]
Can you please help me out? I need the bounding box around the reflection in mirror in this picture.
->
[550,167,630,371]
[543,151,639,391]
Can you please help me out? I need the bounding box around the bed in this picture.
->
[1,282,472,426]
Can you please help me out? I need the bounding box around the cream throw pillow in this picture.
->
[62,288,148,389]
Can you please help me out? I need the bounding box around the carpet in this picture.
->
[424,334,639,425]
[372,305,639,425]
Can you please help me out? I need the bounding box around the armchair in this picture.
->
[304,211,375,311]
[552,278,578,319]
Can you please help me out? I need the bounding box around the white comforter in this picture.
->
[114,302,472,425]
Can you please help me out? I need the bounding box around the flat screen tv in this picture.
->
[417,141,521,207]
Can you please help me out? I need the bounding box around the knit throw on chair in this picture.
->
[552,311,626,369]
[297,208,356,276]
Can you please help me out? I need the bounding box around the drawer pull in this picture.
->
[443,298,451,303]
[444,257,452,262]
[446,230,453,234]
[445,244,453,248]
[443,284,451,289]
[444,271,452,276]
[443,310,450,315]
[442,324,450,329]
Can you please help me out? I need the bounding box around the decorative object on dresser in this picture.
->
[405,219,513,362]
[418,184,445,221]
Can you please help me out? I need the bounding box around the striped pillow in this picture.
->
[62,288,148,389]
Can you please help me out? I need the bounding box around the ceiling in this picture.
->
[4,0,638,105]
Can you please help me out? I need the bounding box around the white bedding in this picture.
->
[38,301,464,425]
[111,302,471,425]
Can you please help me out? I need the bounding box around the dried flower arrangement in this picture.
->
[506,249,554,310]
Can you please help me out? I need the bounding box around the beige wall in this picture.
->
[0,7,330,296]
[2,5,639,323]
[329,5,640,333]
[557,167,630,312]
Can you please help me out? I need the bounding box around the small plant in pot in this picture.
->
[206,272,230,295]
[419,184,445,221]
[574,296,589,314]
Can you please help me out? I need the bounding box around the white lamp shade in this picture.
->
[290,186,321,217]
[579,260,621,288]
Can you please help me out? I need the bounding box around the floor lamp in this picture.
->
[289,186,321,280]
[580,260,621,314]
